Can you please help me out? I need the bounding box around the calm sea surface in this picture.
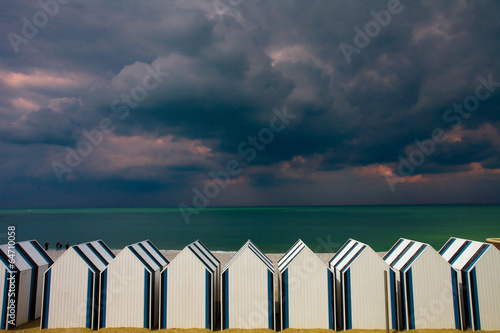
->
[0,205,498,253]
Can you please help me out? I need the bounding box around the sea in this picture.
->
[0,205,498,253]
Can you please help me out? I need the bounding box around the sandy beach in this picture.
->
[13,319,500,333]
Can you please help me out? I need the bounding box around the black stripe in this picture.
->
[383,238,404,260]
[341,245,366,270]
[92,271,100,330]
[146,240,169,264]
[98,240,115,259]
[160,270,166,329]
[469,271,478,331]
[194,241,220,264]
[138,243,161,267]
[73,247,99,273]
[30,240,54,265]
[145,271,151,329]
[439,238,455,255]
[87,243,109,266]
[129,246,154,273]
[41,270,50,329]
[191,242,218,268]
[401,244,426,272]
[448,241,471,264]
[331,241,358,269]
[390,241,414,267]
[463,244,488,271]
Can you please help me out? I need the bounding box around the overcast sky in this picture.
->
[1,0,500,209]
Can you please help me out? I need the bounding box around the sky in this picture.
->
[1,0,500,209]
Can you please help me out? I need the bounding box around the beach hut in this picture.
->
[329,239,395,330]
[221,240,275,330]
[439,237,500,331]
[278,240,334,330]
[41,240,114,330]
[100,240,168,329]
[159,240,220,329]
[0,240,53,329]
[383,238,459,330]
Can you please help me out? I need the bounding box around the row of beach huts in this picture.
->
[0,237,499,331]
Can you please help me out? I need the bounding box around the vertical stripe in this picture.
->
[285,269,289,329]
[223,271,229,329]
[29,266,38,321]
[161,270,167,329]
[400,272,406,330]
[86,270,92,329]
[101,269,107,328]
[345,269,352,330]
[41,269,51,329]
[328,271,333,329]
[205,270,210,329]
[465,272,474,330]
[451,268,460,330]
[1,272,8,330]
[268,270,273,330]
[144,270,150,329]
[471,268,481,330]
[407,269,415,330]
[390,270,397,329]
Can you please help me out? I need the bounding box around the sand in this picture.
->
[12,319,500,333]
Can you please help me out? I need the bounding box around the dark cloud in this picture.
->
[0,0,500,208]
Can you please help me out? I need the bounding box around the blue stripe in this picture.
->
[163,270,167,329]
[28,268,35,320]
[450,269,460,329]
[86,270,92,329]
[42,269,51,329]
[471,268,481,330]
[400,272,406,329]
[407,269,415,329]
[328,271,333,329]
[268,270,273,329]
[345,269,352,330]
[439,238,456,255]
[284,269,289,329]
[101,269,107,328]
[205,270,210,329]
[144,270,149,329]
[451,242,472,265]
[224,271,229,329]
[1,272,8,330]
[390,270,397,329]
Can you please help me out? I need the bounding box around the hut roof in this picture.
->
[222,240,274,273]
[439,237,492,272]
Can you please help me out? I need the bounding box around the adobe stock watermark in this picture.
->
[51,64,169,182]
[178,107,296,224]
[385,73,499,192]
[340,0,404,64]
[7,0,70,54]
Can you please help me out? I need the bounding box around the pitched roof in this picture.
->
[73,240,115,272]
[15,240,53,267]
[383,238,428,272]
[329,239,368,272]
[127,240,169,272]
[439,237,491,272]
[222,240,274,273]
[0,244,32,272]
[186,240,219,273]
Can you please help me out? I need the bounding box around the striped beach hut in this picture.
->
[159,240,220,329]
[440,237,500,331]
[221,240,275,330]
[278,240,334,330]
[329,239,394,330]
[384,238,459,330]
[0,240,53,329]
[100,240,168,329]
[41,240,114,330]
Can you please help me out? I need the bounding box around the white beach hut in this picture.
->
[159,240,220,329]
[100,240,168,329]
[329,239,395,330]
[383,238,459,330]
[41,240,115,330]
[278,239,334,330]
[221,240,275,330]
[0,240,53,329]
[439,237,500,331]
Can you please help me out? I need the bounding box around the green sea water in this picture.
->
[0,205,498,253]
